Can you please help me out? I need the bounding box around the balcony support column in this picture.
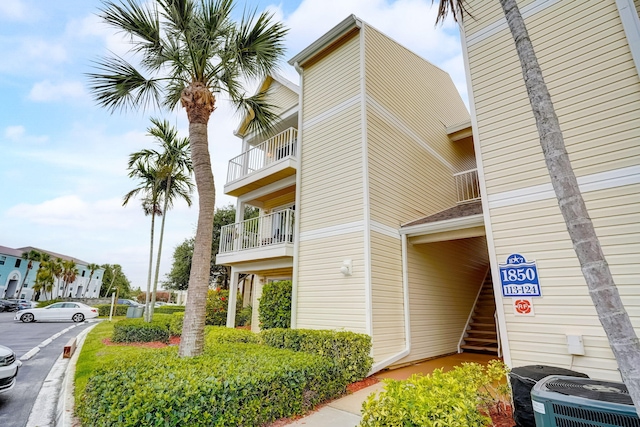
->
[226,267,239,328]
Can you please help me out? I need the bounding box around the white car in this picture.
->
[15,302,99,323]
[0,345,21,393]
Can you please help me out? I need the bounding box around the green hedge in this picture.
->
[258,280,292,329]
[77,344,346,427]
[169,312,184,336]
[205,326,260,346]
[261,329,373,383]
[154,305,186,315]
[96,304,129,317]
[360,361,510,427]
[112,316,171,343]
[206,289,243,326]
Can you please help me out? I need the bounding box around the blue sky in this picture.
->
[0,0,464,290]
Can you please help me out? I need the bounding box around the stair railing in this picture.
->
[495,312,502,358]
[458,266,492,353]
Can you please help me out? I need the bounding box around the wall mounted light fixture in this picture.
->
[340,259,352,276]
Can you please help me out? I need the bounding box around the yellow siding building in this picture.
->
[461,0,640,381]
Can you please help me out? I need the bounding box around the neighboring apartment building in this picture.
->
[219,16,491,373]
[0,245,104,301]
[458,0,640,381]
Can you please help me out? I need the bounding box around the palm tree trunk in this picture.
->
[179,117,215,357]
[500,0,640,413]
[150,176,173,322]
[144,211,156,322]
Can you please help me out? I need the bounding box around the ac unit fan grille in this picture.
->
[552,403,640,427]
[545,378,632,405]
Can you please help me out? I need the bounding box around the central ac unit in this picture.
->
[531,375,640,427]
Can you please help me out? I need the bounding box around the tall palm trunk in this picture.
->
[144,209,157,322]
[499,0,640,412]
[149,175,173,322]
[179,84,216,357]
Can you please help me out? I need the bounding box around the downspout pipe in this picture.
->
[290,61,304,329]
[369,232,411,373]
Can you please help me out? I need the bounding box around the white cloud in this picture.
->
[0,0,27,21]
[0,36,67,74]
[28,80,87,102]
[3,125,49,143]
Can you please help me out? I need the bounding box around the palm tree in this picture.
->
[51,258,64,299]
[88,0,287,356]
[18,250,43,298]
[434,0,640,412]
[61,260,79,298]
[131,118,193,321]
[34,261,55,302]
[83,263,101,298]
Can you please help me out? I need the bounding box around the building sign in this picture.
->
[513,298,535,316]
[499,253,541,297]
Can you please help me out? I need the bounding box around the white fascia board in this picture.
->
[399,214,484,237]
[288,15,362,67]
[446,120,472,135]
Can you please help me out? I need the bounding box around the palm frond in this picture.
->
[87,54,163,112]
[232,87,280,136]
[99,0,162,57]
[433,0,472,24]
[232,9,287,79]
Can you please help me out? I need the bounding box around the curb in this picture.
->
[25,322,99,427]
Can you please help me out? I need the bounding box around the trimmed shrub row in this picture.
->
[169,312,184,336]
[205,326,260,345]
[96,304,129,317]
[77,344,346,427]
[154,305,186,315]
[261,329,373,383]
[112,315,172,343]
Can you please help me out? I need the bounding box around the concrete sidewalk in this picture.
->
[284,382,385,426]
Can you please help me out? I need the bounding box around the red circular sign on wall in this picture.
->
[514,299,532,314]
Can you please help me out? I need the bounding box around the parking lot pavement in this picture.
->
[0,312,97,427]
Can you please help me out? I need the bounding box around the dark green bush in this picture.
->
[169,312,184,336]
[77,344,346,427]
[96,304,129,317]
[205,326,260,346]
[154,305,186,315]
[262,329,373,383]
[258,280,292,329]
[112,316,171,343]
[360,361,510,427]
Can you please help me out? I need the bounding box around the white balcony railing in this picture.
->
[454,168,481,203]
[226,127,298,184]
[219,209,295,254]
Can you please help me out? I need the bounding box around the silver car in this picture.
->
[15,302,99,323]
[0,345,21,393]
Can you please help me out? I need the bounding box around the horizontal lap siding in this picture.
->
[267,81,298,115]
[295,32,366,334]
[364,26,470,173]
[302,33,360,122]
[298,105,363,231]
[467,0,640,195]
[489,184,640,381]
[370,232,404,362]
[296,233,366,332]
[367,110,456,226]
[400,237,489,364]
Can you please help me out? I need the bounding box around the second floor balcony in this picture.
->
[454,168,481,203]
[217,209,295,265]
[224,128,298,197]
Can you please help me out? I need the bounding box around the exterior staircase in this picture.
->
[460,271,500,356]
